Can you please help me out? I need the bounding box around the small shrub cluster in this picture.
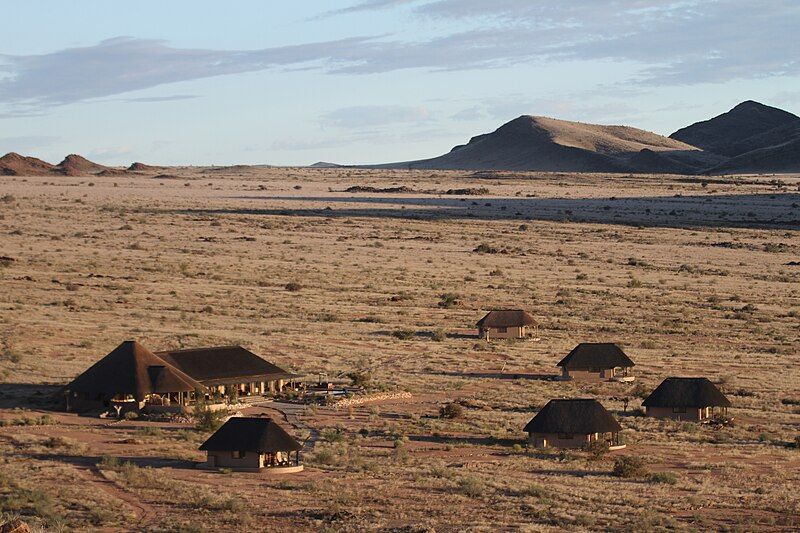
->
[392,329,415,340]
[0,414,53,427]
[437,293,460,309]
[473,243,498,254]
[584,440,609,461]
[193,402,226,432]
[612,456,649,478]
[647,472,678,484]
[457,476,486,497]
[439,402,464,419]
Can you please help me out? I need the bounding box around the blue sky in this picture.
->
[1,0,798,165]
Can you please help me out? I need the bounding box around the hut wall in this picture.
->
[206,451,263,470]
[483,326,526,340]
[529,432,591,449]
[646,406,705,421]
[563,369,607,382]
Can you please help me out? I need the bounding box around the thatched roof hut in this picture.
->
[556,343,635,381]
[476,309,537,340]
[199,417,304,471]
[200,417,303,454]
[557,343,634,369]
[524,399,622,435]
[66,341,204,401]
[643,377,731,408]
[156,346,297,387]
[476,309,536,328]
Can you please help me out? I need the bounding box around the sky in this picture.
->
[1,0,799,166]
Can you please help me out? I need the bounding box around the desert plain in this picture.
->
[0,167,798,532]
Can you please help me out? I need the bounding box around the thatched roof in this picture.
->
[199,417,303,453]
[476,309,536,328]
[557,343,635,369]
[156,346,297,385]
[642,377,731,408]
[524,399,622,434]
[66,341,205,400]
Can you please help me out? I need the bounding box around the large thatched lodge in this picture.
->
[199,417,304,472]
[557,343,635,382]
[63,341,298,414]
[643,377,731,421]
[476,309,537,340]
[524,399,625,450]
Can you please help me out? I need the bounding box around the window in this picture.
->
[672,407,686,414]
[232,450,245,459]
[496,327,508,333]
[558,433,574,440]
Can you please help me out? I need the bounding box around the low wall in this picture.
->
[334,391,412,409]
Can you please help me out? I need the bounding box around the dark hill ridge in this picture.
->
[379,115,725,173]
[670,100,800,157]
[370,101,798,175]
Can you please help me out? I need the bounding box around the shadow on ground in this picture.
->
[35,453,196,471]
[0,383,63,410]
[158,192,800,229]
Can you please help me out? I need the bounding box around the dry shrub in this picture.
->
[439,402,464,419]
[612,456,649,478]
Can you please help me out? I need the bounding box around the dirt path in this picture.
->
[77,465,159,532]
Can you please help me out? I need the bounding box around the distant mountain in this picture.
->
[670,100,800,157]
[0,152,56,176]
[57,154,109,176]
[309,161,344,168]
[128,162,165,172]
[0,152,113,176]
[381,115,724,173]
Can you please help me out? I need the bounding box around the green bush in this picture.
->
[584,440,609,461]
[321,428,345,443]
[612,456,649,478]
[194,403,226,432]
[347,370,372,388]
[437,293,460,309]
[457,476,486,497]
[439,402,464,419]
[647,472,677,484]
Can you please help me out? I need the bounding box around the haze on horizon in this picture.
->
[1,0,799,166]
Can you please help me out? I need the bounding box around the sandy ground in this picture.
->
[0,168,798,532]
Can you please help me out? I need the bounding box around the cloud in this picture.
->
[0,1,796,115]
[124,94,201,103]
[322,105,431,128]
[414,0,800,85]
[0,35,374,110]
[317,0,419,18]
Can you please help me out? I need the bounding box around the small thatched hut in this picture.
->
[64,341,205,414]
[557,343,635,382]
[199,417,304,472]
[476,309,537,340]
[524,399,625,449]
[642,377,731,421]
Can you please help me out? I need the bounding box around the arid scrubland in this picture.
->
[0,168,798,531]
